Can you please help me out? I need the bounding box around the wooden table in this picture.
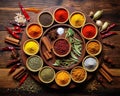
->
[0,0,120,95]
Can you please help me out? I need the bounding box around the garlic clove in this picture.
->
[96,20,103,27]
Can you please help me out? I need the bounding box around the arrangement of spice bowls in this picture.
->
[82,55,99,72]
[81,23,98,40]
[26,23,43,39]
[52,38,71,57]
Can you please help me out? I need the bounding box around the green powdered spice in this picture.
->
[40,67,54,82]
[28,56,42,70]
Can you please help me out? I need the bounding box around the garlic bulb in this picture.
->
[89,11,94,17]
[96,20,103,27]
[93,10,103,20]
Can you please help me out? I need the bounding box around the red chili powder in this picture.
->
[54,9,68,22]
[82,24,96,38]
[54,39,69,55]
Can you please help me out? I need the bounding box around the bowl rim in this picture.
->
[55,70,71,87]
[82,55,99,72]
[26,23,43,39]
[86,39,102,56]
[69,11,86,28]
[23,39,39,55]
[53,7,69,24]
[38,66,55,84]
[52,38,71,57]
[26,55,43,72]
[70,66,87,83]
[81,23,98,40]
[38,11,54,28]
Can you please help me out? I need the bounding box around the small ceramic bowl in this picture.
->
[69,11,86,28]
[81,23,98,40]
[55,70,71,87]
[53,7,69,24]
[26,23,43,39]
[38,66,55,84]
[82,55,99,72]
[23,39,39,55]
[38,11,54,27]
[86,39,102,56]
[26,55,43,72]
[70,66,87,83]
[52,38,71,57]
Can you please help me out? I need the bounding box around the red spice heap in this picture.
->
[54,39,69,55]
[54,8,68,22]
[82,24,96,38]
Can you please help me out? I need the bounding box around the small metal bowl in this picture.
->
[82,55,99,72]
[52,38,71,57]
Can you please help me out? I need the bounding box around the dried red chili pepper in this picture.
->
[101,32,117,39]
[9,63,21,74]
[1,46,20,51]
[19,73,28,87]
[18,2,30,21]
[6,27,20,39]
[101,23,116,34]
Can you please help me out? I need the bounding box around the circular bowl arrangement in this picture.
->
[52,38,71,57]
[70,66,87,83]
[38,66,55,84]
[82,55,99,72]
[81,23,98,40]
[86,39,102,56]
[26,23,43,39]
[54,7,69,23]
[26,55,43,72]
[23,39,39,55]
[55,70,71,87]
[69,11,86,28]
[38,11,54,27]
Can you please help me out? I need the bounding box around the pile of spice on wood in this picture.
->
[82,24,97,39]
[27,24,42,39]
[54,8,69,23]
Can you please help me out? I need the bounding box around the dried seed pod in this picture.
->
[100,22,110,31]
[93,10,103,20]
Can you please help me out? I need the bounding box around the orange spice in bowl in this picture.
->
[26,23,43,39]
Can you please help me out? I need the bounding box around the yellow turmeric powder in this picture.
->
[71,67,86,82]
[87,41,100,54]
[24,40,39,55]
[55,71,71,86]
[70,13,85,28]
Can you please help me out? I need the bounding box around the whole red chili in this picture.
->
[54,8,68,22]
[54,39,69,55]
[82,24,96,38]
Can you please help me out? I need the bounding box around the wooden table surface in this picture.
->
[0,0,120,95]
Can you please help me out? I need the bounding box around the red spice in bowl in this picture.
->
[54,7,69,23]
[52,38,71,57]
[81,23,98,40]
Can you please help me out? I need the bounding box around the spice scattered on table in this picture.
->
[81,23,97,39]
[70,12,85,28]
[27,24,42,39]
[39,12,53,27]
[54,8,69,23]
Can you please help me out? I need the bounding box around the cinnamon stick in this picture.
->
[99,68,113,83]
[5,36,20,46]
[41,36,52,52]
[43,50,52,60]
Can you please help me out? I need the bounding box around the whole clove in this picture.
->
[6,58,21,67]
